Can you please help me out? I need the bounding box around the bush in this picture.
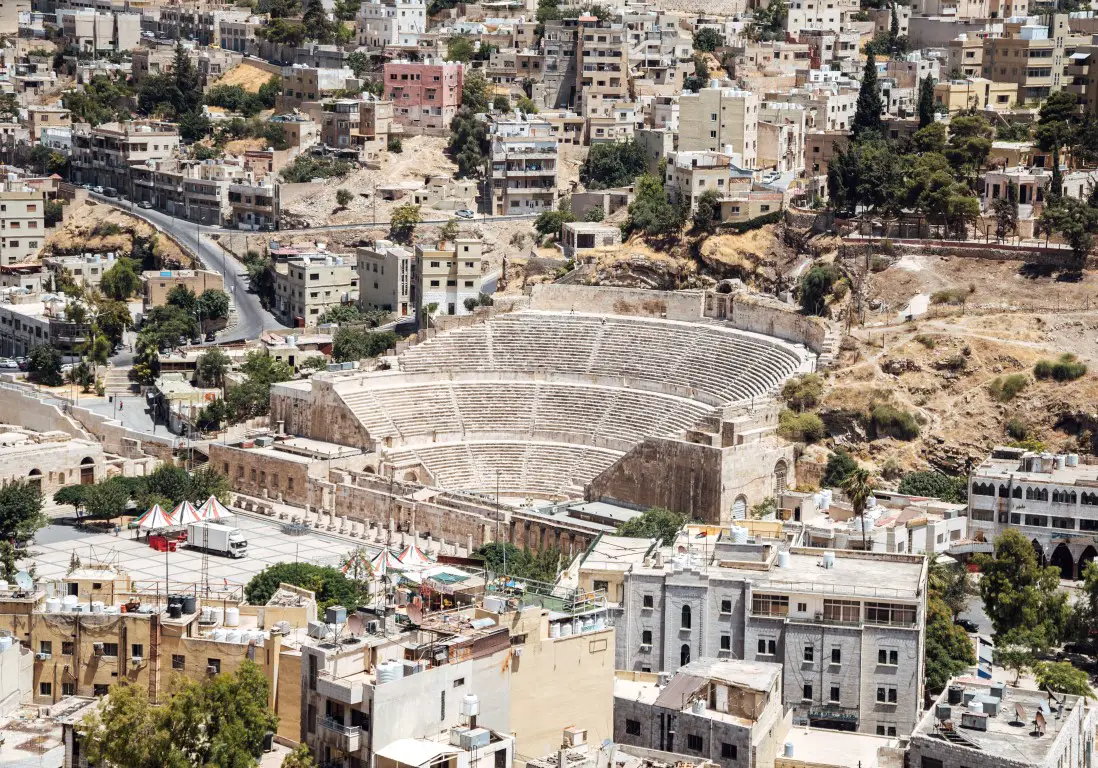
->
[988,374,1028,402]
[781,374,824,411]
[822,450,859,487]
[869,255,890,272]
[799,263,843,316]
[930,288,969,305]
[335,188,353,208]
[245,562,368,610]
[939,354,967,372]
[914,334,937,349]
[1005,417,1029,440]
[898,471,967,502]
[387,135,402,153]
[778,410,827,443]
[869,404,920,440]
[280,155,352,183]
[1034,354,1087,382]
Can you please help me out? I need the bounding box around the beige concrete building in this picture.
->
[142,269,225,309]
[489,114,558,215]
[415,238,486,320]
[227,179,278,231]
[60,9,140,53]
[665,151,734,212]
[0,0,30,35]
[26,106,71,142]
[982,14,1084,103]
[211,436,363,507]
[576,20,630,123]
[71,120,181,193]
[42,252,120,290]
[934,77,1018,113]
[0,428,106,497]
[272,253,358,326]
[280,66,357,110]
[678,87,759,169]
[0,184,46,266]
[357,240,416,317]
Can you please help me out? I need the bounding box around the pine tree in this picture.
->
[918,75,936,129]
[889,3,899,45]
[1050,146,1063,199]
[852,51,884,140]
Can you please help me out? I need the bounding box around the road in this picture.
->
[90,193,286,341]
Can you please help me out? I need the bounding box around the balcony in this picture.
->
[317,717,361,753]
[317,672,364,705]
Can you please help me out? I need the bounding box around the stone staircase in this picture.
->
[103,365,133,396]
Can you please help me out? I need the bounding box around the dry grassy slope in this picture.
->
[44,201,191,267]
[215,63,276,93]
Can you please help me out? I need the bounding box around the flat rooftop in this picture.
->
[581,535,659,572]
[783,726,900,768]
[974,456,1098,486]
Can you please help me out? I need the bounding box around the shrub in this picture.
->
[1005,417,1029,440]
[869,404,920,440]
[1034,354,1087,382]
[930,288,969,305]
[387,135,402,153]
[988,374,1028,402]
[914,334,936,349]
[778,410,827,443]
[822,450,859,487]
[799,263,843,316]
[781,374,824,412]
[335,188,353,208]
[898,470,967,502]
[870,255,891,272]
[939,354,967,372]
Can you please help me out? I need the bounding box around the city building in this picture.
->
[616,533,928,737]
[664,151,733,212]
[575,20,630,124]
[0,183,46,266]
[281,65,358,110]
[211,436,364,507]
[142,269,225,309]
[383,59,464,130]
[488,113,558,215]
[357,0,426,48]
[25,106,71,142]
[272,253,359,326]
[42,252,120,291]
[678,87,760,169]
[70,120,181,193]
[59,9,140,52]
[227,179,279,231]
[981,14,1084,103]
[356,240,416,317]
[0,426,106,496]
[933,77,1018,114]
[414,238,486,320]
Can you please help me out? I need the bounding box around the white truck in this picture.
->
[187,522,248,558]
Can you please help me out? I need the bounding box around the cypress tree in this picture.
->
[852,51,884,140]
[890,3,900,44]
[918,76,936,129]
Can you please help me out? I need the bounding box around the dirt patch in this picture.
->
[215,62,276,92]
[43,201,191,267]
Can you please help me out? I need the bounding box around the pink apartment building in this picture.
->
[383,59,464,129]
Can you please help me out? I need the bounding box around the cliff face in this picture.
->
[44,201,192,268]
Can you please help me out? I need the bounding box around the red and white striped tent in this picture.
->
[171,500,203,526]
[397,544,434,568]
[135,503,175,531]
[370,549,403,578]
[198,496,231,521]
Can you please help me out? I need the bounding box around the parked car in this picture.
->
[93,186,104,194]
[204,331,216,342]
[455,209,475,220]
[260,223,276,232]
[0,359,17,370]
[138,201,153,209]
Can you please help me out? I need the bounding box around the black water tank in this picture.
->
[948,685,963,705]
[182,595,197,615]
[168,604,183,619]
[167,594,184,608]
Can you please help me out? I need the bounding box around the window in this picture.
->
[686,735,703,752]
[681,605,692,629]
[440,690,446,719]
[172,655,185,670]
[802,683,813,701]
[641,630,652,647]
[62,682,76,697]
[720,634,731,651]
[720,599,732,613]
[876,686,898,704]
[62,641,73,655]
[831,647,841,665]
[797,602,807,612]
[93,684,110,696]
[101,643,119,657]
[40,682,52,696]
[131,644,144,659]
[453,678,465,687]
[39,640,52,654]
[208,658,221,674]
[878,649,898,665]
[757,638,776,655]
[680,644,690,666]
[830,685,840,703]
[865,602,916,627]
[721,743,737,759]
[626,719,641,736]
[751,594,789,617]
[803,645,814,662]
[822,599,860,624]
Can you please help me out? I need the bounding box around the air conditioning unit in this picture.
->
[206,665,218,675]
[35,652,51,660]
[130,656,143,666]
[92,643,104,655]
[366,620,380,634]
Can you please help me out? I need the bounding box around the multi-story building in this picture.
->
[664,151,733,212]
[0,295,91,357]
[967,447,1098,579]
[0,183,46,266]
[154,5,251,46]
[142,269,225,309]
[908,677,1097,768]
[302,96,393,157]
[356,240,416,317]
[415,238,485,320]
[575,20,629,123]
[128,159,240,225]
[383,59,463,129]
[946,35,985,79]
[281,65,358,110]
[0,0,30,35]
[934,77,1018,113]
[42,252,120,291]
[615,534,928,737]
[614,659,787,768]
[70,120,180,193]
[356,0,426,48]
[758,103,806,175]
[26,106,71,142]
[488,114,558,215]
[227,179,279,231]
[272,253,359,326]
[218,13,263,53]
[785,0,858,35]
[539,20,580,109]
[981,14,1083,103]
[678,87,759,169]
[59,9,140,52]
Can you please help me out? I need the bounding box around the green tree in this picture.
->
[917,75,936,129]
[346,52,369,78]
[245,562,369,609]
[83,477,133,521]
[533,200,575,240]
[187,465,231,504]
[281,744,317,768]
[54,485,89,517]
[317,305,361,325]
[301,0,334,42]
[852,51,883,139]
[197,289,230,322]
[389,203,422,244]
[492,94,511,112]
[991,181,1019,240]
[1039,197,1098,269]
[584,206,605,222]
[335,188,353,209]
[97,300,133,346]
[750,0,787,41]
[440,217,460,243]
[167,284,199,314]
[515,96,537,114]
[196,398,229,432]
[798,263,842,315]
[693,28,725,52]
[226,351,293,423]
[616,507,687,544]
[332,328,397,362]
[474,542,564,582]
[447,36,475,62]
[976,528,1068,640]
[624,174,687,240]
[460,69,493,114]
[929,552,969,619]
[692,189,721,233]
[898,471,967,503]
[924,594,976,692]
[448,97,490,179]
[198,348,231,387]
[0,480,46,542]
[822,449,858,488]
[28,343,63,387]
[841,467,875,550]
[1035,661,1093,696]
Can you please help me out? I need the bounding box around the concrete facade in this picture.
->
[383,59,463,130]
[0,185,46,266]
[356,241,416,317]
[678,88,759,169]
[272,254,358,327]
[415,238,486,320]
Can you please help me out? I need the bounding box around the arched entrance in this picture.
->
[1050,543,1074,580]
[1079,545,1098,577]
[774,461,788,494]
[79,457,95,485]
[731,496,747,520]
[403,470,418,483]
[680,644,690,667]
[1032,539,1046,567]
[27,469,41,492]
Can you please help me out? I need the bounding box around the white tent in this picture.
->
[171,500,203,526]
[397,544,434,568]
[370,549,403,578]
[135,503,175,531]
[197,496,231,521]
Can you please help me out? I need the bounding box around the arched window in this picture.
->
[27,469,41,491]
[1026,487,1035,500]
[681,605,692,630]
[680,644,691,667]
[774,461,788,494]
[1070,492,1078,504]
[731,496,747,520]
[999,485,1009,498]
[1040,489,1049,502]
[1013,486,1023,499]
[80,457,95,485]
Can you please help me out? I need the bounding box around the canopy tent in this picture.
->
[198,496,231,521]
[397,544,434,567]
[171,500,203,526]
[341,550,373,579]
[135,503,175,531]
[370,549,403,578]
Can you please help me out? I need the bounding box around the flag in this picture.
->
[695,529,708,538]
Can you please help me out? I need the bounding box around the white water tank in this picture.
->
[46,597,61,613]
[784,743,794,758]
[549,622,561,639]
[729,525,748,544]
[866,495,877,509]
[691,699,705,714]
[225,630,241,643]
[377,661,404,684]
[1056,455,1066,470]
[823,551,836,569]
[0,636,11,651]
[777,550,791,569]
[225,607,240,627]
[62,595,78,610]
[212,629,227,641]
[461,693,480,718]
[821,489,833,508]
[201,606,214,623]
[1067,454,1080,467]
[560,622,573,637]
[91,601,104,614]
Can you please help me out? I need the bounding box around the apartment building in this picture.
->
[759,102,807,175]
[129,159,240,225]
[614,659,788,768]
[678,87,759,169]
[947,35,984,78]
[0,295,90,356]
[42,252,119,290]
[0,184,46,266]
[615,535,928,737]
[488,114,558,215]
[281,65,358,110]
[415,238,485,319]
[218,13,263,52]
[26,106,71,142]
[227,179,278,231]
[154,5,251,46]
[142,269,225,309]
[357,0,426,48]
[356,240,416,316]
[302,96,393,156]
[981,14,1082,103]
[934,77,1017,113]
[576,20,630,123]
[70,120,180,193]
[383,59,464,129]
[539,20,580,109]
[0,0,30,35]
[664,151,732,212]
[272,253,359,326]
[59,9,140,52]
[785,0,858,35]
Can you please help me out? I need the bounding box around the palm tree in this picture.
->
[841,467,875,551]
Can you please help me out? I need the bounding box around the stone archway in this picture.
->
[1050,542,1074,580]
[80,457,95,485]
[403,470,419,483]
[774,461,788,494]
[1032,539,1046,567]
[27,469,41,492]
[731,496,747,520]
[1079,545,1098,577]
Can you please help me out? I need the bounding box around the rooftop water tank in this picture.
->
[783,743,794,758]
[549,622,561,639]
[1067,454,1080,467]
[460,693,480,718]
[377,660,404,684]
[46,597,61,613]
[225,607,240,627]
[225,630,241,643]
[560,622,574,637]
[691,699,705,714]
[729,525,748,544]
[91,601,104,614]
[822,551,836,569]
[777,550,791,569]
[0,636,11,651]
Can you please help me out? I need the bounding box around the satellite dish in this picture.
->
[407,601,423,626]
[347,614,364,637]
[13,571,32,592]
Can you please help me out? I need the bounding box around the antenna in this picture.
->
[13,571,33,593]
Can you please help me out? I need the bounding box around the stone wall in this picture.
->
[270,378,373,449]
[704,291,829,356]
[529,284,705,322]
